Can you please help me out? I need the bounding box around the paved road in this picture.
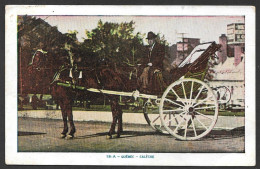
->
[18,117,244,153]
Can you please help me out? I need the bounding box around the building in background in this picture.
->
[218,23,245,66]
[210,23,245,109]
[210,57,245,109]
[171,38,200,66]
[227,23,245,66]
[167,23,245,109]
[218,34,228,64]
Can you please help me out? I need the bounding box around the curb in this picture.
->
[18,110,245,129]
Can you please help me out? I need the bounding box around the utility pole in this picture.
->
[177,32,188,60]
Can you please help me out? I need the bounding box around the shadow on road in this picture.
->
[172,126,245,141]
[119,130,165,138]
[75,132,108,139]
[18,131,46,136]
[18,126,244,141]
[74,130,165,139]
[202,126,245,140]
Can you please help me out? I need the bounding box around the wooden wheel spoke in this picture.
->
[194,86,204,101]
[168,113,172,126]
[171,88,187,106]
[191,117,197,137]
[170,88,181,100]
[195,111,213,120]
[181,82,187,101]
[173,114,179,125]
[163,108,183,113]
[193,95,213,107]
[165,111,186,125]
[194,116,208,130]
[151,115,160,124]
[195,106,216,110]
[189,81,194,103]
[184,116,190,139]
[163,113,167,120]
[165,98,184,108]
[173,115,186,134]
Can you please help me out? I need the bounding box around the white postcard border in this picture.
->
[5,5,255,166]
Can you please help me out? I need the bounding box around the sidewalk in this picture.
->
[18,110,244,130]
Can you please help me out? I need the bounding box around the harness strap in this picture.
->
[50,65,68,84]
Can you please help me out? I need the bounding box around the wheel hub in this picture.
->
[188,107,194,113]
[185,105,195,115]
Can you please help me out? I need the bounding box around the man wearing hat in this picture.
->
[138,31,165,94]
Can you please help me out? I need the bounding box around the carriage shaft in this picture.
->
[56,82,158,100]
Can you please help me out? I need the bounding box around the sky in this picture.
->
[36,15,244,45]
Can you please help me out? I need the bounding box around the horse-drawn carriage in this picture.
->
[19,16,232,140]
[54,41,231,140]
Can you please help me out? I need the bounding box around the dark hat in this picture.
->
[146,31,157,39]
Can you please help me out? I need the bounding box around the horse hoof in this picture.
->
[65,135,74,140]
[106,134,118,139]
[106,135,112,139]
[60,134,66,138]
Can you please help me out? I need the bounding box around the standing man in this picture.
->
[139,31,165,94]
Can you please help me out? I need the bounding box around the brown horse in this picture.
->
[28,49,137,139]
[50,64,131,139]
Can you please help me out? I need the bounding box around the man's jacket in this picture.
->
[140,42,165,70]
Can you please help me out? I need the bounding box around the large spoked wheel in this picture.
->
[143,100,168,134]
[159,78,218,140]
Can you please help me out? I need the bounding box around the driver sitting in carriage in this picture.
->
[138,31,167,95]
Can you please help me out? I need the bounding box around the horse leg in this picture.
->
[107,99,118,139]
[66,103,76,139]
[59,100,68,138]
[117,103,123,138]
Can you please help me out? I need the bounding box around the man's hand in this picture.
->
[147,63,152,66]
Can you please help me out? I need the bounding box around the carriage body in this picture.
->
[143,41,223,140]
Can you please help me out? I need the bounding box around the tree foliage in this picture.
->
[82,20,146,68]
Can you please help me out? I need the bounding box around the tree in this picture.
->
[82,20,146,69]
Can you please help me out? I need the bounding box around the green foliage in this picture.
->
[66,30,78,41]
[82,20,146,68]
[18,16,169,70]
[156,33,170,46]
